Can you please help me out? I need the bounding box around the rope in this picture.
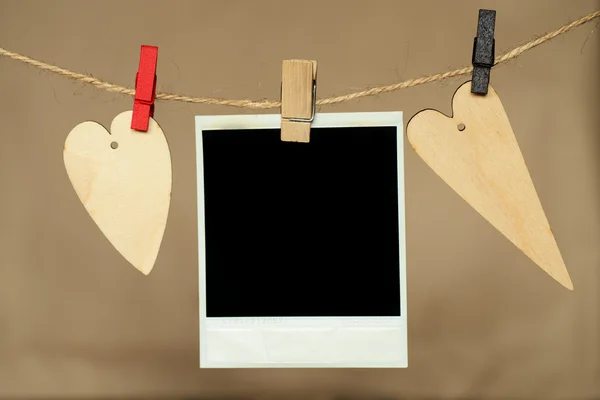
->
[1,9,599,110]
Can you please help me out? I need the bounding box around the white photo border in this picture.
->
[195,112,407,368]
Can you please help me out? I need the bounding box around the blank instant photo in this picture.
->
[195,112,407,368]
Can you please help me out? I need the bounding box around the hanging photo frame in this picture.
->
[195,112,407,368]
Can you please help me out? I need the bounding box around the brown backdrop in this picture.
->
[0,0,599,399]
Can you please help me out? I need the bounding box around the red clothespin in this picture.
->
[131,45,158,132]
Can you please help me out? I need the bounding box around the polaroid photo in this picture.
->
[195,112,407,368]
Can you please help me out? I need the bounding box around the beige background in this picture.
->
[0,0,599,398]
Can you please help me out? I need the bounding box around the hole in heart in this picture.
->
[457,123,466,131]
[110,141,119,149]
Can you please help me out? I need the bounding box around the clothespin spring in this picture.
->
[286,82,316,124]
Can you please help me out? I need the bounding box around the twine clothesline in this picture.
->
[1,9,599,109]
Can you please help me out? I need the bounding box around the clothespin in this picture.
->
[280,59,318,143]
[471,9,496,95]
[131,45,158,132]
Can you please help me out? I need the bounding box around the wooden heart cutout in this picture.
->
[407,81,573,290]
[64,111,172,275]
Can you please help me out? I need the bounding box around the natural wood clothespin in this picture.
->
[280,59,317,143]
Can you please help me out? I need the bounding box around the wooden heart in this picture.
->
[407,81,573,290]
[64,111,172,275]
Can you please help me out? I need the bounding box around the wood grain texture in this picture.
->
[63,110,172,275]
[407,81,573,290]
[281,59,317,143]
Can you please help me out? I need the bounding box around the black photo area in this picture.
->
[202,126,401,317]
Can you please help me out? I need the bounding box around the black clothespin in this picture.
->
[471,9,496,95]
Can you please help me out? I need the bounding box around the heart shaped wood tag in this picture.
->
[407,81,573,290]
[64,111,172,275]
